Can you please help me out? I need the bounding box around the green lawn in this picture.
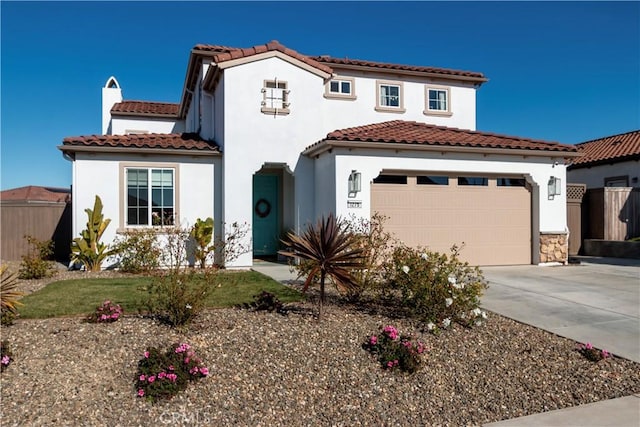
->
[17,271,303,319]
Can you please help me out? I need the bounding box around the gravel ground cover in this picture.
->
[1,266,639,426]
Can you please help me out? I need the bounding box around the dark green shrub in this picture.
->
[114,229,161,273]
[241,291,287,314]
[18,235,55,279]
[385,244,488,331]
[135,342,208,403]
[86,300,123,323]
[363,325,427,373]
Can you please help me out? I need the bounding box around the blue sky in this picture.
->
[1,1,639,191]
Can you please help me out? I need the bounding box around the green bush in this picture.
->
[145,269,208,327]
[362,325,427,373]
[135,342,208,403]
[385,244,488,330]
[18,235,55,280]
[113,229,161,273]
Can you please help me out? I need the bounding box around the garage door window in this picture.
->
[497,178,526,187]
[373,175,407,184]
[417,176,449,185]
[458,177,488,186]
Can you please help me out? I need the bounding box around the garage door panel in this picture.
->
[372,176,531,266]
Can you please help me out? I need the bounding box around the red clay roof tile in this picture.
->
[0,186,70,203]
[569,130,640,168]
[111,101,179,117]
[311,56,487,81]
[311,121,576,153]
[61,133,220,153]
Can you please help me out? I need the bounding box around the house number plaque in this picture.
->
[347,200,362,208]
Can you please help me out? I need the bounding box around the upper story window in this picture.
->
[424,85,452,116]
[261,79,290,115]
[375,80,405,113]
[126,167,176,227]
[325,77,356,100]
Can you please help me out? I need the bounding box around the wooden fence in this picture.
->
[566,184,586,255]
[585,187,640,241]
[0,201,72,261]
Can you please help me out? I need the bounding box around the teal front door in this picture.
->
[253,174,279,256]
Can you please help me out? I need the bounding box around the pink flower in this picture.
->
[199,367,209,376]
[189,367,198,375]
[148,375,156,383]
[402,341,412,348]
[383,325,399,340]
[139,374,146,381]
[104,300,111,305]
[184,357,190,364]
[387,361,394,368]
[1,355,10,365]
[167,373,177,382]
[369,335,378,345]
[137,389,144,397]
[168,365,175,371]
[584,342,593,350]
[100,314,108,321]
[158,372,167,379]
[144,351,150,359]
[601,349,611,359]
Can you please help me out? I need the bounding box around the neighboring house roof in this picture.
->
[311,55,487,82]
[305,120,579,157]
[111,101,179,118]
[567,130,640,169]
[0,185,70,203]
[59,133,220,156]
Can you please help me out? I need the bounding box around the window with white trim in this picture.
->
[375,80,405,112]
[261,79,290,115]
[424,85,452,116]
[325,77,356,99]
[126,168,175,226]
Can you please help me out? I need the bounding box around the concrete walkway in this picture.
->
[252,257,640,427]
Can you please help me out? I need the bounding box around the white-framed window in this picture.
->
[261,79,290,115]
[125,167,176,226]
[325,77,356,100]
[424,85,452,116]
[375,80,405,113]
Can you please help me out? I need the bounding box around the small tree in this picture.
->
[280,214,364,321]
[70,195,116,272]
[190,217,214,269]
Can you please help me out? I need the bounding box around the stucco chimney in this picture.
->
[102,76,122,134]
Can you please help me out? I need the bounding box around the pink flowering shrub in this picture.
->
[577,342,611,362]
[363,325,427,373]
[1,340,13,372]
[135,342,208,403]
[86,300,123,323]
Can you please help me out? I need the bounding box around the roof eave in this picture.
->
[57,144,221,157]
[304,140,580,159]
[567,153,640,170]
[111,111,179,119]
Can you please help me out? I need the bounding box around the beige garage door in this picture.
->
[371,174,531,266]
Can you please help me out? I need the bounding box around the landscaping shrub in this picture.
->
[113,229,161,273]
[1,265,24,326]
[86,300,123,323]
[384,244,488,330]
[363,325,427,373]
[577,342,611,362]
[70,195,116,271]
[135,342,208,403]
[18,235,55,279]
[241,291,287,314]
[215,221,251,266]
[1,340,13,372]
[146,269,208,327]
[190,217,214,269]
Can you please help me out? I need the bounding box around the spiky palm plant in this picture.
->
[280,214,364,320]
[1,265,24,315]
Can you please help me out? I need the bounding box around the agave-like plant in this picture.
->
[280,214,364,320]
[1,265,24,315]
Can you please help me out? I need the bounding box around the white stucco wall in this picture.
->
[317,149,568,234]
[567,159,640,188]
[71,152,217,266]
[110,117,184,135]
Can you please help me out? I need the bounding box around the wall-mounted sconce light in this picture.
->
[348,170,361,198]
[548,176,561,200]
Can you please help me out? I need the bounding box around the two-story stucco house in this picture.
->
[59,40,580,268]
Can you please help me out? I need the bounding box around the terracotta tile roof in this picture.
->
[111,101,179,117]
[1,186,70,203]
[568,130,640,168]
[309,121,577,154]
[311,55,487,81]
[61,133,220,153]
[197,40,333,75]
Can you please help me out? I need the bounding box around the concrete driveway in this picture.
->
[480,257,640,362]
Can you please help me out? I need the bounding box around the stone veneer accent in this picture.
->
[539,232,569,264]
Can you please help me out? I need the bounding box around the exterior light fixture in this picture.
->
[348,170,361,198]
[548,176,561,200]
